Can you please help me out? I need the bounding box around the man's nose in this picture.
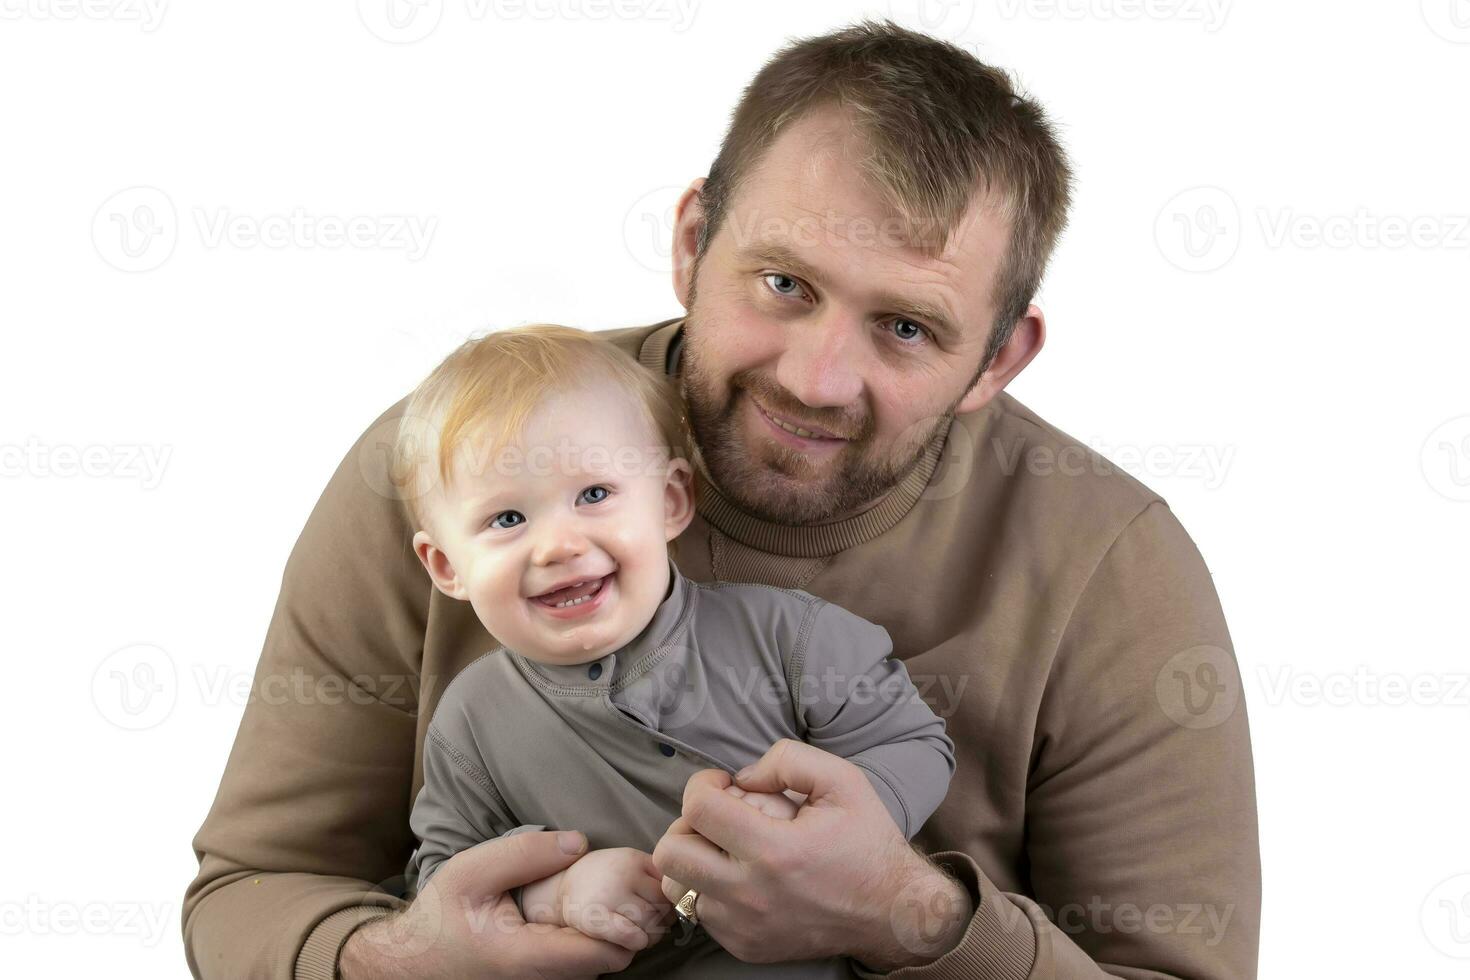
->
[774,308,865,410]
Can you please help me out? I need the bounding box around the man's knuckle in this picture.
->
[743,885,772,919]
[683,793,711,826]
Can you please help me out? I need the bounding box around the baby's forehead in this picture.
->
[449,404,666,486]
[522,383,661,444]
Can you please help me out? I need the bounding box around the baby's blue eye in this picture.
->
[489,511,525,530]
[580,485,611,504]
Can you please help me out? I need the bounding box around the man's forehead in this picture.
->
[723,112,1012,335]
[734,152,1010,271]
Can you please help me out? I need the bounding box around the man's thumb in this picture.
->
[444,830,587,902]
[732,738,845,800]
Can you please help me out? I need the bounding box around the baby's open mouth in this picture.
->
[531,574,611,609]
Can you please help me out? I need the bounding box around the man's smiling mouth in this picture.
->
[751,396,847,442]
[749,396,853,457]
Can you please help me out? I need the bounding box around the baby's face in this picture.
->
[420,380,691,666]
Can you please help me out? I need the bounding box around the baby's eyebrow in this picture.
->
[460,487,516,512]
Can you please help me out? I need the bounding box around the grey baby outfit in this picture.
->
[406,556,955,978]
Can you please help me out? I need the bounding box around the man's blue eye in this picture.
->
[764,273,804,297]
[891,319,927,343]
[489,511,524,530]
[580,486,611,504]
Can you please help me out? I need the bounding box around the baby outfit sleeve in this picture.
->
[406,722,546,912]
[789,599,956,840]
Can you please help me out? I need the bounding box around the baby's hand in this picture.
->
[723,782,805,820]
[521,847,674,953]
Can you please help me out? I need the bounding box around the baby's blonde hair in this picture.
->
[392,324,697,536]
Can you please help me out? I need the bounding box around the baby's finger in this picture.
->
[612,895,670,933]
[594,911,654,953]
[567,901,650,953]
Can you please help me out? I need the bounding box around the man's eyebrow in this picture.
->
[738,239,964,342]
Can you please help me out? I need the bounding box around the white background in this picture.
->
[2,2,1467,977]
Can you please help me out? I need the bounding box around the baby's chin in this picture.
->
[522,619,648,666]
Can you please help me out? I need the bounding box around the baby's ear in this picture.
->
[413,530,467,600]
[663,456,696,540]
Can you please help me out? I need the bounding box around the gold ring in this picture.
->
[674,887,700,927]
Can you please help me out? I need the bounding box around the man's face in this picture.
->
[676,106,1014,525]
[415,382,691,665]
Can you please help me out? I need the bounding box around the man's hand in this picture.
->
[651,739,973,971]
[520,847,676,953]
[722,782,804,820]
[339,830,638,979]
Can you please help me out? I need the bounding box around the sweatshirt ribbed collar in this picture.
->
[638,319,949,559]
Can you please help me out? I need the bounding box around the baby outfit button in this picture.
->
[658,742,676,757]
[587,663,602,680]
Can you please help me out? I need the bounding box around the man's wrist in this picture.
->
[851,852,974,973]
[337,910,408,980]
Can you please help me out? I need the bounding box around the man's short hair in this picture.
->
[696,18,1074,375]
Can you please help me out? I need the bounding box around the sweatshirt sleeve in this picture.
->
[790,599,957,840]
[182,398,429,980]
[407,722,546,906]
[851,501,1261,980]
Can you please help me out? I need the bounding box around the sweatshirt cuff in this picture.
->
[851,850,1036,980]
[294,904,396,980]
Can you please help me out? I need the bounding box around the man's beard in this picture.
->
[677,312,953,526]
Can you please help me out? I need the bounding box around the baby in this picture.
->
[394,324,955,978]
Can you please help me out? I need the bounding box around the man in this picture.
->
[183,19,1259,980]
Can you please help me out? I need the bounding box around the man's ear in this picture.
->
[955,304,1046,416]
[412,530,468,600]
[671,177,707,311]
[663,457,697,542]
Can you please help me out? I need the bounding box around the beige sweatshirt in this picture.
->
[183,315,1260,980]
